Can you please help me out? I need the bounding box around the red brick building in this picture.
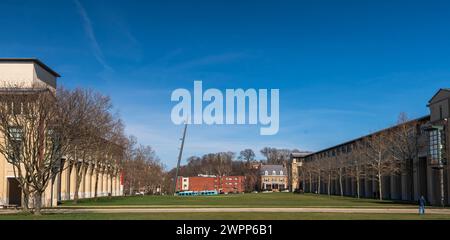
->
[176,175,245,193]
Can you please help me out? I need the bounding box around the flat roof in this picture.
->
[0,58,61,77]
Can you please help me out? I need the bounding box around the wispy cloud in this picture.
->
[73,0,113,71]
[170,52,248,71]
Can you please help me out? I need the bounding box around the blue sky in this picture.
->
[1,0,450,168]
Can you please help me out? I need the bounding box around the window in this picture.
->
[265,171,268,175]
[272,170,276,175]
[429,129,445,166]
[280,171,283,175]
[6,101,25,115]
[7,127,23,162]
[9,127,23,141]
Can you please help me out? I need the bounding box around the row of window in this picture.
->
[263,178,285,182]
[264,170,283,175]
[429,129,445,165]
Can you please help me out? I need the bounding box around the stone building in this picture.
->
[293,88,450,206]
[0,58,123,208]
[260,165,288,191]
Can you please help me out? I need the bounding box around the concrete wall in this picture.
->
[0,62,56,90]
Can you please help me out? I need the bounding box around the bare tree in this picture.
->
[308,156,322,194]
[239,149,255,163]
[214,152,234,176]
[0,86,61,214]
[346,142,366,198]
[389,112,420,200]
[302,157,318,193]
[58,88,120,203]
[334,151,347,197]
[364,131,401,200]
[260,147,278,164]
[122,138,163,195]
[324,156,334,196]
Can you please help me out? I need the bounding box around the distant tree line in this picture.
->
[122,136,165,195]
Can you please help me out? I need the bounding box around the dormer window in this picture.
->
[272,170,276,175]
[280,171,283,175]
[265,171,268,175]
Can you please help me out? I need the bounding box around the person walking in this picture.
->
[418,195,426,215]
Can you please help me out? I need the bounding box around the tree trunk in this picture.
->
[339,168,343,197]
[94,172,99,200]
[309,173,312,193]
[356,166,360,198]
[317,172,321,194]
[73,166,81,204]
[328,173,331,196]
[302,173,306,192]
[109,175,113,198]
[33,192,42,215]
[356,175,360,199]
[21,188,31,213]
[378,152,383,200]
[378,170,383,200]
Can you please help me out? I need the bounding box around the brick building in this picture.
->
[176,175,245,193]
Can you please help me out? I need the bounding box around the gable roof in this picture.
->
[428,88,450,104]
[0,58,61,77]
[260,165,287,175]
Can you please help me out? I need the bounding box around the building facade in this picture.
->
[293,89,450,206]
[289,152,310,191]
[0,59,124,208]
[260,165,288,191]
[176,175,245,193]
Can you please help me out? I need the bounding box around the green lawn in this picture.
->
[1,212,449,220]
[60,192,417,208]
[2,193,447,220]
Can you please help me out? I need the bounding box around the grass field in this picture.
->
[1,212,449,220]
[1,193,448,220]
[60,192,417,208]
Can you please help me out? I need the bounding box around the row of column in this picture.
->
[40,161,123,207]
[300,163,450,205]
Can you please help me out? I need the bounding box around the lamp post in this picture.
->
[173,122,188,195]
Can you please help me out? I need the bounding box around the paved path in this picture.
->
[2,207,450,215]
